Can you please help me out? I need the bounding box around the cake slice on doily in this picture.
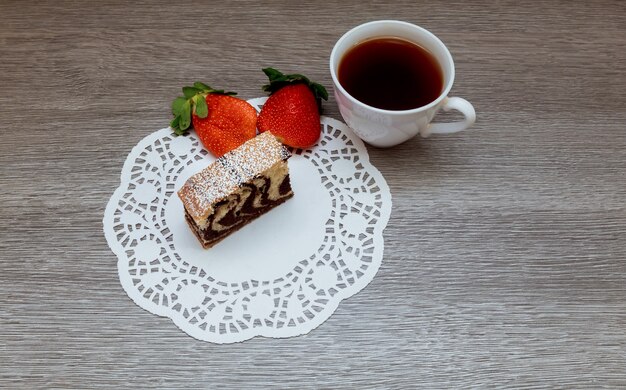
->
[178,132,293,248]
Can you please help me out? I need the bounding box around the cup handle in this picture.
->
[420,97,476,137]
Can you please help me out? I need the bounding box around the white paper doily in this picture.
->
[103,97,392,343]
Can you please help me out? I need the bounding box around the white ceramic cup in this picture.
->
[330,20,476,147]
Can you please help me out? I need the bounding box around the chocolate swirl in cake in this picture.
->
[178,132,293,248]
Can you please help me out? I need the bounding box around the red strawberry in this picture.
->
[170,82,257,157]
[257,68,328,148]
[192,95,257,157]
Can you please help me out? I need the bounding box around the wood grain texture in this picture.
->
[1,0,625,388]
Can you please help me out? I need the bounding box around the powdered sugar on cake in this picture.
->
[178,132,291,224]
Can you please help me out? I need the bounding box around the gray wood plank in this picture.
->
[1,0,625,388]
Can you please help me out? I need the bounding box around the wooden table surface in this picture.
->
[2,0,625,388]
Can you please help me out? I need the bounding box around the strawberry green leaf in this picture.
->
[178,100,191,130]
[171,97,187,115]
[172,114,187,135]
[195,95,208,118]
[289,73,309,82]
[263,67,285,82]
[183,86,200,98]
[193,81,211,91]
[170,115,180,129]
[312,83,329,101]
